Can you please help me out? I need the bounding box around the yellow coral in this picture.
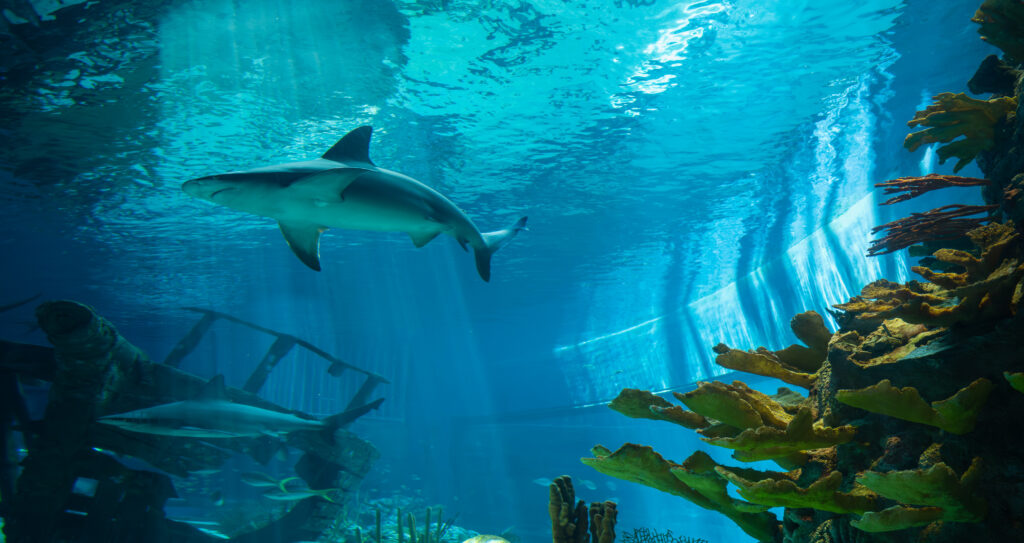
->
[836,378,993,435]
[702,408,856,462]
[856,458,987,524]
[904,92,1017,172]
[1004,372,1024,393]
[850,505,944,533]
[608,388,708,429]
[712,311,831,388]
[715,469,876,515]
[972,0,1024,62]
[581,444,780,542]
[675,381,793,432]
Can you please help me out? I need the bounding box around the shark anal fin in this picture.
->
[279,222,327,271]
[322,126,375,165]
[409,231,440,248]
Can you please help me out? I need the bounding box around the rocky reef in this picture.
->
[582,2,1024,542]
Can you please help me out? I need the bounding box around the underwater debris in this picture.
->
[0,300,383,543]
[867,204,998,256]
[836,378,994,435]
[972,0,1024,63]
[856,458,987,525]
[874,174,992,205]
[904,92,1017,173]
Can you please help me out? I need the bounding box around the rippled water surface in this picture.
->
[0,0,994,540]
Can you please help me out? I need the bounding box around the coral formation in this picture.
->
[874,174,992,205]
[575,4,1024,542]
[857,457,987,524]
[835,378,993,435]
[714,469,876,515]
[547,475,618,543]
[904,92,1017,173]
[581,445,778,542]
[972,0,1024,63]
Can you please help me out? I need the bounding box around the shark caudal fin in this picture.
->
[474,216,528,282]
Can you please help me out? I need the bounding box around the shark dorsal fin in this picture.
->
[322,126,375,165]
[195,375,229,402]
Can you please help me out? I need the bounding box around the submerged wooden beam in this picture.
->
[6,300,148,542]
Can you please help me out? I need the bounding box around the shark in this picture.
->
[97,375,383,440]
[182,126,527,281]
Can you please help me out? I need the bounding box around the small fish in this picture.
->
[211,491,224,507]
[190,469,222,476]
[240,471,281,488]
[463,536,511,543]
[605,481,617,491]
[261,487,337,503]
[532,477,553,487]
[578,479,597,491]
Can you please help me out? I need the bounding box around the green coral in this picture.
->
[1005,371,1024,393]
[850,505,944,533]
[972,0,1024,63]
[835,378,993,435]
[904,92,1017,172]
[702,408,856,462]
[856,458,987,524]
[714,469,877,515]
[581,444,780,542]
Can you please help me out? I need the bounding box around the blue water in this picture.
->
[0,0,994,541]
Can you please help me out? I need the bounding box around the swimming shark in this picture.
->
[182,126,527,281]
[97,375,383,440]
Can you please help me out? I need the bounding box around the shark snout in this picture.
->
[183,176,236,201]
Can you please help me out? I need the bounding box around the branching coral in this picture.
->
[867,204,998,256]
[846,223,1024,327]
[675,381,794,433]
[702,408,856,463]
[712,311,831,388]
[849,505,944,533]
[874,175,991,205]
[609,389,708,429]
[856,458,987,524]
[581,445,781,542]
[835,378,993,435]
[972,0,1024,63]
[904,92,1017,172]
[714,469,877,515]
[1005,371,1024,393]
[548,475,588,543]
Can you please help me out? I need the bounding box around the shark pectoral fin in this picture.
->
[279,222,327,271]
[409,231,440,248]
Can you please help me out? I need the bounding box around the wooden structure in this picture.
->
[0,300,385,542]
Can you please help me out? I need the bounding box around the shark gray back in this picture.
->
[97,375,383,440]
[182,126,526,281]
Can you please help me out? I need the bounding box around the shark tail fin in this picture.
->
[321,398,385,442]
[474,216,528,282]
